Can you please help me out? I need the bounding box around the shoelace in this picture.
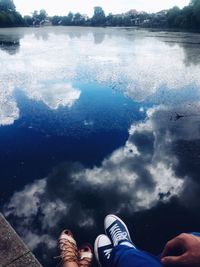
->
[55,238,79,264]
[109,223,128,246]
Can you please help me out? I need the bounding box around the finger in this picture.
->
[161,238,182,258]
[161,254,187,266]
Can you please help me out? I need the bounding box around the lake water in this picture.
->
[1,26,200,266]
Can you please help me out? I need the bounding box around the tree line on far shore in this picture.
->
[0,0,23,26]
[0,0,200,30]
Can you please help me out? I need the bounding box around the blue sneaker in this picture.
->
[104,214,136,248]
[94,234,113,267]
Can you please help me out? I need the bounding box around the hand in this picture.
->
[161,233,200,266]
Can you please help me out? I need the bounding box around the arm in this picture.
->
[161,233,200,266]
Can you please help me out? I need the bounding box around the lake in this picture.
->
[1,26,200,266]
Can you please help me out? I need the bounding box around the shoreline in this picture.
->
[0,25,200,34]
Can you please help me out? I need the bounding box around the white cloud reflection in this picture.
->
[5,105,187,251]
[27,82,81,109]
[0,93,19,126]
[0,81,80,125]
[0,28,200,125]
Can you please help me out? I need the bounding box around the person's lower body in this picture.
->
[95,214,163,267]
[110,245,162,267]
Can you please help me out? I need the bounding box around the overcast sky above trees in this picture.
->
[14,0,190,16]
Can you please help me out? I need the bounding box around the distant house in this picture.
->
[33,19,52,27]
[40,19,52,26]
[33,19,40,27]
[131,18,140,25]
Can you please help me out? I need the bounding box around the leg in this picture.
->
[95,235,163,267]
[95,214,164,267]
[110,245,162,267]
[190,232,200,237]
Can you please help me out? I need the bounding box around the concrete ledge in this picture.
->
[0,213,42,267]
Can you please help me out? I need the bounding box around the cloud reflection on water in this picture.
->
[0,82,81,125]
[26,82,81,109]
[1,28,200,266]
[6,104,200,256]
[0,89,19,126]
[1,28,200,126]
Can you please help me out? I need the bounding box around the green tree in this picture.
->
[0,0,24,27]
[61,12,74,25]
[32,10,38,20]
[190,0,200,6]
[105,13,113,26]
[32,9,48,25]
[38,9,48,22]
[180,5,193,28]
[0,0,15,12]
[166,0,200,29]
[191,0,200,26]
[91,6,106,26]
[52,15,62,25]
[74,12,85,25]
[167,6,181,27]
[24,15,33,26]
[60,12,73,25]
[67,12,73,25]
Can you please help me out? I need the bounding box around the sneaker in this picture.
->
[78,243,93,267]
[104,214,136,248]
[94,234,113,267]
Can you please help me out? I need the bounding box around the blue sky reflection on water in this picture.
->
[1,27,200,266]
[0,83,144,203]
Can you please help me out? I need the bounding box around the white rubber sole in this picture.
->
[94,234,104,267]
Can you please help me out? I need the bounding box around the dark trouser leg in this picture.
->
[110,245,163,267]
